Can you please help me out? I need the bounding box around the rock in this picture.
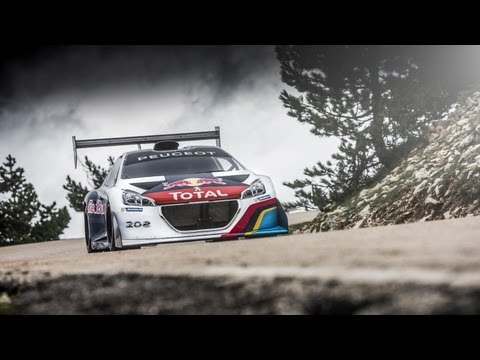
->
[353,219,365,229]
[359,205,371,217]
[0,292,11,304]
[414,168,429,180]
[458,134,475,148]
[425,196,441,205]
[413,180,429,196]
[429,132,439,142]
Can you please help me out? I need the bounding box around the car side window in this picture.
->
[104,157,122,187]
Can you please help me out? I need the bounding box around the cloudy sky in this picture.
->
[0,45,338,238]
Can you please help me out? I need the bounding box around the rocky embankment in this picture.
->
[309,91,480,232]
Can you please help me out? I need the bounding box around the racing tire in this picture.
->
[107,207,117,252]
[84,212,100,254]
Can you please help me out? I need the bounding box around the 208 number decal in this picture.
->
[126,221,151,228]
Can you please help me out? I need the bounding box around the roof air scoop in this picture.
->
[153,141,179,151]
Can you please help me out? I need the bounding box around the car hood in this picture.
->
[134,172,252,205]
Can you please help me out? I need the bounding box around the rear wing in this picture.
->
[72,126,221,168]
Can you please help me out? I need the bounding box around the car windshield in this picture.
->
[121,153,245,179]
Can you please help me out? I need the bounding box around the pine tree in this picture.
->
[277,45,464,211]
[63,156,114,212]
[0,155,70,245]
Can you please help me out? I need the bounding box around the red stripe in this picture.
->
[145,185,248,205]
[227,197,277,234]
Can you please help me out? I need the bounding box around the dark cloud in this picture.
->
[0,45,279,136]
[0,45,276,110]
[0,103,82,133]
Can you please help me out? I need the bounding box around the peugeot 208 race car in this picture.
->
[73,128,288,253]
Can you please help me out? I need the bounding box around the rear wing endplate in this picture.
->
[72,126,221,168]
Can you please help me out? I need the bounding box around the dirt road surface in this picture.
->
[1,215,480,314]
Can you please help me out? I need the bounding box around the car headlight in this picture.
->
[122,190,155,207]
[241,179,266,199]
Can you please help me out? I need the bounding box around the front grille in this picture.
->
[161,201,239,231]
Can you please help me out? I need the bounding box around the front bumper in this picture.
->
[117,197,288,247]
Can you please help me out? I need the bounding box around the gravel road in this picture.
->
[1,215,480,314]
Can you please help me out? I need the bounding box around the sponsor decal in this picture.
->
[147,186,248,204]
[124,148,232,166]
[125,207,143,212]
[137,151,216,161]
[146,185,248,204]
[169,189,229,201]
[163,177,226,190]
[87,199,105,215]
[126,221,151,228]
[143,176,249,204]
[255,194,272,202]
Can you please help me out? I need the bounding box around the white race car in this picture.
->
[72,127,289,253]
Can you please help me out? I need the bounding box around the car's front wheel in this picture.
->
[107,207,119,252]
[84,212,100,253]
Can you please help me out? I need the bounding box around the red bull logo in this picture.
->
[163,177,226,190]
[87,199,105,215]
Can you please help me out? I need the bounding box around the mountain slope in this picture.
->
[309,91,480,232]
